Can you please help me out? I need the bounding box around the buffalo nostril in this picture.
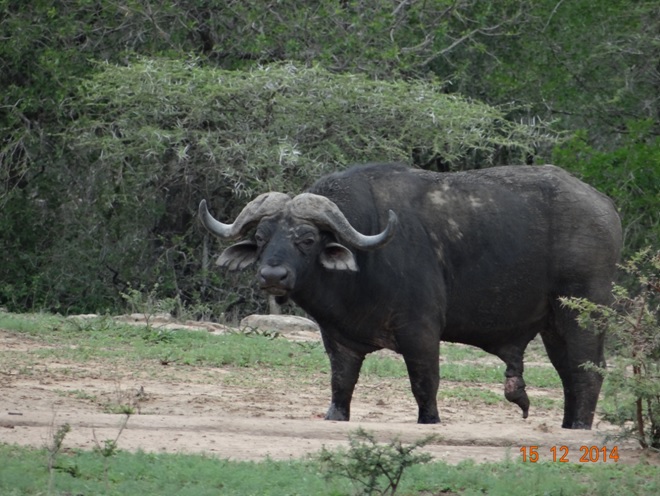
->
[259,265,288,286]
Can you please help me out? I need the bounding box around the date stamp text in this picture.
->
[520,445,620,463]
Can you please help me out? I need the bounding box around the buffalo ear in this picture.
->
[320,242,358,272]
[216,240,258,271]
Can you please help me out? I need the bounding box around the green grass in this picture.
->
[0,312,560,385]
[437,385,562,411]
[54,389,98,401]
[362,353,408,377]
[0,311,64,335]
[0,443,349,496]
[362,341,561,388]
[438,386,505,406]
[0,311,565,417]
[440,361,561,388]
[0,313,330,376]
[442,342,492,361]
[1,311,658,494]
[405,457,660,496]
[1,443,658,496]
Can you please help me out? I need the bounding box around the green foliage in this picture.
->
[434,1,660,142]
[2,441,659,496]
[46,422,72,495]
[2,56,549,317]
[317,428,437,496]
[92,414,130,493]
[553,122,660,255]
[2,0,659,318]
[3,0,657,318]
[74,57,545,181]
[121,284,181,327]
[561,249,660,450]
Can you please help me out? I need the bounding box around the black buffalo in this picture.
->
[199,163,622,429]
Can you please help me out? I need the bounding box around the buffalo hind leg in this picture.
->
[322,337,365,421]
[542,298,606,429]
[402,354,440,424]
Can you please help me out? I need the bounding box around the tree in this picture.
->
[436,0,660,144]
[0,58,550,315]
[2,0,657,315]
[553,122,660,256]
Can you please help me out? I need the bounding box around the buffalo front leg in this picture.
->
[322,337,365,421]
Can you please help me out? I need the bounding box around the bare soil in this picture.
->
[0,327,653,465]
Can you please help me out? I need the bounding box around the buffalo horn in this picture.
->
[288,193,398,250]
[199,192,291,239]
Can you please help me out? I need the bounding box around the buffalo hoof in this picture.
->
[325,404,349,421]
[417,414,440,424]
[562,420,592,430]
[504,375,530,418]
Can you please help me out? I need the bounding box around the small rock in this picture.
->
[240,315,320,337]
[119,313,173,323]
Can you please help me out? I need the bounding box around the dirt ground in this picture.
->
[0,326,652,465]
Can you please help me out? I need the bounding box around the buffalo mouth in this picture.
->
[261,285,290,297]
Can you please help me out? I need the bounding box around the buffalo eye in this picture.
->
[296,237,316,251]
[293,225,320,253]
[254,231,267,247]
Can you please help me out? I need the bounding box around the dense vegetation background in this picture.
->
[1,0,658,319]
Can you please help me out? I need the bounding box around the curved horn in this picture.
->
[199,192,291,239]
[288,193,398,250]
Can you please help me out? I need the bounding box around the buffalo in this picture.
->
[199,163,622,429]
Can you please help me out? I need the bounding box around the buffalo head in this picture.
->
[199,194,398,297]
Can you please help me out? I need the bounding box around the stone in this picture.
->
[239,314,320,341]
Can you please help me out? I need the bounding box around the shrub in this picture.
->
[317,428,438,495]
[561,249,660,450]
[2,58,552,317]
